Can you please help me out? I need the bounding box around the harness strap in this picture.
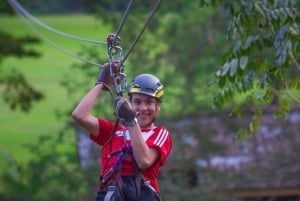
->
[104,186,116,201]
[100,124,144,200]
[101,147,144,200]
[133,160,142,198]
[115,159,126,200]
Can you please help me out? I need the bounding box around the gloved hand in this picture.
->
[114,96,137,127]
[96,63,113,92]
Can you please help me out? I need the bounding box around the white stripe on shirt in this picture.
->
[154,129,168,147]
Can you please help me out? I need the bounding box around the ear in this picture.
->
[156,101,161,112]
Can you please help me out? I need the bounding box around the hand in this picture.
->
[96,63,113,92]
[114,96,137,126]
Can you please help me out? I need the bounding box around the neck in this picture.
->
[140,123,155,130]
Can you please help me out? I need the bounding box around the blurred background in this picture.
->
[0,0,300,201]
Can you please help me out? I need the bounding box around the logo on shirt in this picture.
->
[115,129,154,141]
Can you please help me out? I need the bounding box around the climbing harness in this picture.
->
[99,34,141,200]
[101,144,132,185]
[100,134,143,201]
[99,2,165,199]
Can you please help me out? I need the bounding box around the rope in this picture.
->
[8,0,104,68]
[7,0,106,45]
[122,0,164,65]
[113,0,133,44]
[8,0,165,68]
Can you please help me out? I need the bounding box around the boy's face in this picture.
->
[130,93,161,129]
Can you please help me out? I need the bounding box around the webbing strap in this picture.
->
[116,158,125,199]
[133,161,142,198]
[104,186,116,201]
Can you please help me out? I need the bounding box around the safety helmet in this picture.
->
[128,74,164,101]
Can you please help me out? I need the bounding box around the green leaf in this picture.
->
[220,62,230,76]
[249,121,254,133]
[289,81,300,89]
[286,7,296,18]
[274,26,287,48]
[235,129,246,140]
[270,10,279,20]
[229,58,238,77]
[244,35,255,49]
[239,56,248,70]
[233,40,242,55]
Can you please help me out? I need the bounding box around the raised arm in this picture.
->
[72,84,104,135]
[72,63,113,135]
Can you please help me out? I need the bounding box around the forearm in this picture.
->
[128,125,157,169]
[72,83,104,133]
[73,84,103,117]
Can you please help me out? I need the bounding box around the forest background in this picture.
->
[0,0,300,201]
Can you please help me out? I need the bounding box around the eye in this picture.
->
[133,99,141,105]
[146,99,155,105]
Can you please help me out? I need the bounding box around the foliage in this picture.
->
[0,133,90,201]
[0,67,44,112]
[91,1,229,117]
[0,30,44,112]
[55,5,229,200]
[0,31,40,60]
[4,0,85,14]
[2,0,155,14]
[200,0,300,137]
[1,0,300,200]
[0,1,14,14]
[0,15,109,201]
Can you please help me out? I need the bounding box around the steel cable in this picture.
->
[122,0,164,65]
[8,0,164,67]
[8,0,104,67]
[7,0,106,45]
[113,0,133,44]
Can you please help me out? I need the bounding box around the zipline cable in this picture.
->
[8,1,103,67]
[104,1,133,95]
[8,0,165,68]
[113,0,133,44]
[105,0,164,96]
[8,0,103,67]
[7,0,106,45]
[121,0,164,65]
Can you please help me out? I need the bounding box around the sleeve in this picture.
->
[90,118,115,146]
[148,127,172,165]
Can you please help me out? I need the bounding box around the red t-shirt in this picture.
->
[90,118,172,192]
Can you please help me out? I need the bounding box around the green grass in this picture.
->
[0,14,111,165]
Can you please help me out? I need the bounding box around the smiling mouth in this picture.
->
[138,114,151,121]
[139,113,149,117]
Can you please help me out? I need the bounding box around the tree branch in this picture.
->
[282,82,300,104]
[288,51,300,71]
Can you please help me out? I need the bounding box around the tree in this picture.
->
[89,1,229,117]
[199,0,300,137]
[0,1,45,112]
[0,133,90,201]
[0,30,44,112]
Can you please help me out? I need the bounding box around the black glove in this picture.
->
[96,63,113,92]
[114,96,137,127]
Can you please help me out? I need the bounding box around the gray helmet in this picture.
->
[128,74,164,101]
